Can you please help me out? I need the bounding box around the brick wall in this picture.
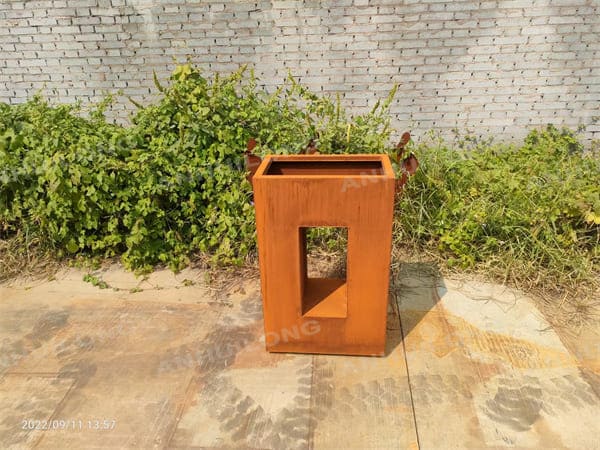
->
[1,0,599,143]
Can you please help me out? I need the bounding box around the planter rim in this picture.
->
[254,154,395,179]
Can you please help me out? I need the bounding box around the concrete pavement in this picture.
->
[0,263,598,449]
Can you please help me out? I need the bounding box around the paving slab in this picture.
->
[308,321,418,449]
[0,263,599,449]
[0,374,75,448]
[397,265,600,449]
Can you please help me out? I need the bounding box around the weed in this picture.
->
[83,273,109,289]
[395,126,599,293]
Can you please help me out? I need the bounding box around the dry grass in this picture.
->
[0,232,61,284]
[189,252,260,298]
[535,283,600,337]
[2,232,598,331]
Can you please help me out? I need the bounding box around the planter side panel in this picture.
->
[253,158,395,356]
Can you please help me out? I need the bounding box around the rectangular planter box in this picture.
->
[253,154,395,356]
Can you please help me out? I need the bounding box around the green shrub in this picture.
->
[1,64,598,292]
[0,64,395,272]
[396,125,600,288]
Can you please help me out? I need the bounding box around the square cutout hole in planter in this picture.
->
[299,227,348,319]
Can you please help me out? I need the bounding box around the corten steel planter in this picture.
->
[253,154,395,356]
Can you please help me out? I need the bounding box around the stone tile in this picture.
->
[1,295,225,448]
[398,272,600,449]
[170,355,312,449]
[309,328,419,450]
[169,291,313,449]
[1,264,599,449]
[399,308,492,449]
[0,374,75,449]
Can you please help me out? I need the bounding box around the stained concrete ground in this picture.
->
[0,263,599,449]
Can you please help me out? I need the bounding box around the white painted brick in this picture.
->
[271,1,300,9]
[370,14,397,24]
[0,0,597,144]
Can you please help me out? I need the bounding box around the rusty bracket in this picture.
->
[299,138,319,155]
[394,131,419,193]
[244,138,262,185]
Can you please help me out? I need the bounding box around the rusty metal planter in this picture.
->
[253,154,395,356]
